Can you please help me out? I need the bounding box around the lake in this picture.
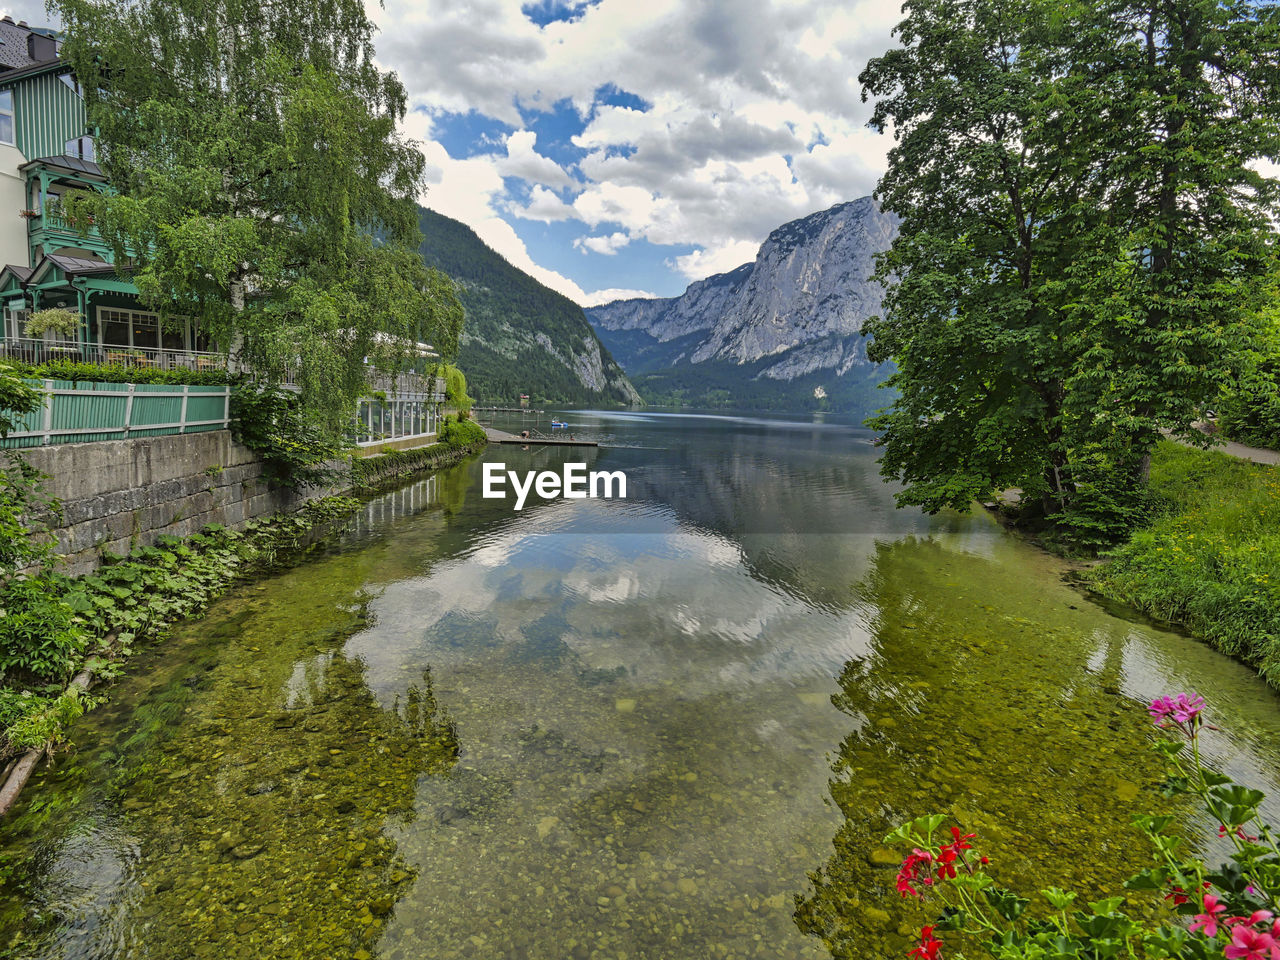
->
[2,409,1278,959]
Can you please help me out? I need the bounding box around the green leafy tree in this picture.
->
[862,0,1280,544]
[53,0,463,435]
[1060,0,1280,485]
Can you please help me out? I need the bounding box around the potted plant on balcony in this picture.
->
[26,307,82,342]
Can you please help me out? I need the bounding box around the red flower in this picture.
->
[933,827,978,880]
[908,925,944,960]
[1166,886,1189,906]
[896,849,935,899]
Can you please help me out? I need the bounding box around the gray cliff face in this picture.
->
[586,197,898,390]
[589,263,752,343]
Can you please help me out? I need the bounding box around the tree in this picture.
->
[861,0,1091,518]
[52,0,463,434]
[861,0,1280,543]
[1059,0,1280,488]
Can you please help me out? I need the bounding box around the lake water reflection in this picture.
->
[1,410,1278,959]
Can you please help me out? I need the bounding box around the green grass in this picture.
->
[1089,441,1280,683]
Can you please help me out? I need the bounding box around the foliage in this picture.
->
[438,363,473,411]
[230,385,350,488]
[436,415,487,448]
[24,308,82,341]
[350,417,487,486]
[0,362,41,438]
[860,0,1280,547]
[0,576,85,682]
[0,497,362,760]
[51,0,464,438]
[0,453,59,578]
[2,689,88,753]
[26,359,238,386]
[883,693,1280,959]
[1089,442,1280,685]
[1219,306,1280,451]
[416,207,635,406]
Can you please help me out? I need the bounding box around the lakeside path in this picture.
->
[1204,435,1280,467]
[1171,424,1280,467]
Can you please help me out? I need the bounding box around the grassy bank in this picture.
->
[1088,441,1280,683]
[0,498,362,768]
[0,422,490,772]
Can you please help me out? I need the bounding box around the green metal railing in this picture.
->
[1,380,231,448]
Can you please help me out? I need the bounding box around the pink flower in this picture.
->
[1150,692,1206,730]
[1227,911,1275,928]
[1191,894,1228,938]
[1149,695,1176,723]
[1224,925,1279,960]
[1171,692,1205,724]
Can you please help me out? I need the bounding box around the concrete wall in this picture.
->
[21,430,331,575]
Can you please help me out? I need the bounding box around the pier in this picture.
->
[483,426,599,447]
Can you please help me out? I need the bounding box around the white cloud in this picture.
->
[671,240,759,281]
[573,231,631,255]
[496,130,575,188]
[374,0,902,289]
[415,136,626,305]
[510,184,578,222]
[580,287,661,307]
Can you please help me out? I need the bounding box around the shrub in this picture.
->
[1089,442,1280,685]
[0,362,41,437]
[29,359,237,386]
[0,576,86,682]
[230,384,349,488]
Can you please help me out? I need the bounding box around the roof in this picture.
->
[1,265,31,281]
[28,253,118,286]
[0,17,60,74]
[21,155,103,178]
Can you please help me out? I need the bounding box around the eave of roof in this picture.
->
[20,154,103,178]
[0,56,65,85]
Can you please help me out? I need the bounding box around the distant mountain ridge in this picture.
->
[416,207,640,406]
[586,197,897,412]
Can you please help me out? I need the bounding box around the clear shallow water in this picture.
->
[3,410,1280,959]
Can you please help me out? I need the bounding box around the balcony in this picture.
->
[23,209,113,259]
[2,338,236,375]
[0,339,443,397]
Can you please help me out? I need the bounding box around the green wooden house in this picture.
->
[0,18,218,372]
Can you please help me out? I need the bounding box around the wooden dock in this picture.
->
[483,426,598,447]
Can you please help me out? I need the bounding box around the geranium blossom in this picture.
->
[1149,692,1205,729]
[908,925,943,960]
[896,849,935,898]
[1224,924,1279,960]
[1191,894,1228,938]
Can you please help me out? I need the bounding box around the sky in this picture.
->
[2,0,902,306]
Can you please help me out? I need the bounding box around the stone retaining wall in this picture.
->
[20,430,330,575]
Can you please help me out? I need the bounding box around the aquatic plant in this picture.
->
[885,692,1280,958]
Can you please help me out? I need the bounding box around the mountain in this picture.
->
[585,197,897,413]
[417,207,641,406]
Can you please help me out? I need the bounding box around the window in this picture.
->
[4,306,27,340]
[63,136,95,162]
[0,91,14,147]
[96,308,213,353]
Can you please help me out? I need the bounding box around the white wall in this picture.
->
[0,142,28,270]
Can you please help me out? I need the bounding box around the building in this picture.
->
[0,18,445,451]
[0,18,223,371]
